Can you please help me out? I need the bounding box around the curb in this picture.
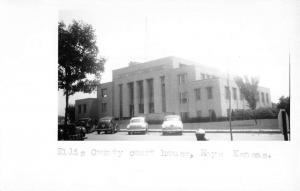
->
[119,129,281,134]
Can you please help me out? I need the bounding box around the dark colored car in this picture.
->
[58,123,86,140]
[76,118,94,133]
[96,117,119,134]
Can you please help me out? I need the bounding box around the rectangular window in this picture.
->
[266,93,269,104]
[194,88,201,100]
[240,90,244,100]
[101,103,107,113]
[119,84,123,118]
[179,92,188,104]
[78,105,81,114]
[101,88,108,98]
[225,86,230,100]
[257,92,260,102]
[180,112,189,120]
[206,87,213,99]
[147,79,154,113]
[208,109,215,121]
[83,104,86,113]
[232,88,237,100]
[261,92,265,103]
[161,76,166,112]
[196,110,202,117]
[178,73,187,84]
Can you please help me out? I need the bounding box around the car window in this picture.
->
[164,116,180,121]
[130,118,143,123]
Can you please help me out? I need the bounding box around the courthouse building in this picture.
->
[75,56,271,121]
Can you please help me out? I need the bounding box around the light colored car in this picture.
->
[162,115,183,135]
[127,117,148,135]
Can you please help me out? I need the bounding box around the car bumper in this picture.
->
[127,128,147,132]
[162,128,183,133]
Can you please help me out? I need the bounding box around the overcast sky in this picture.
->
[58,0,296,115]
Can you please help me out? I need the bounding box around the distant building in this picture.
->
[75,56,272,121]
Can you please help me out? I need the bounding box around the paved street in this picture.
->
[86,131,284,141]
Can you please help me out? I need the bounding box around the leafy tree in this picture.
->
[235,76,259,124]
[277,96,290,117]
[58,20,105,125]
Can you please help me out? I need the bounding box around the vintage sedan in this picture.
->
[58,123,86,140]
[75,118,94,133]
[96,116,119,134]
[127,117,148,135]
[161,115,183,135]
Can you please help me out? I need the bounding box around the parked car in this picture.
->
[127,116,148,135]
[96,116,119,134]
[161,115,183,135]
[58,123,86,140]
[75,118,94,133]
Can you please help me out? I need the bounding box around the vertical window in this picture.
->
[257,92,260,102]
[178,73,187,84]
[101,88,108,98]
[161,76,166,112]
[137,81,144,113]
[179,92,188,103]
[101,103,107,113]
[206,87,213,99]
[83,104,86,113]
[128,82,134,117]
[261,92,265,103]
[194,88,201,100]
[119,84,123,117]
[78,105,81,114]
[180,112,189,120]
[225,86,230,100]
[208,109,215,121]
[232,88,237,100]
[196,110,202,117]
[266,93,269,104]
[240,90,244,100]
[147,79,154,113]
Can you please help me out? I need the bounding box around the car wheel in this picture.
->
[97,131,100,134]
[128,132,131,135]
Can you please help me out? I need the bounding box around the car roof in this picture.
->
[131,117,145,120]
[164,115,180,118]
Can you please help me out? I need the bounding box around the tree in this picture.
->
[58,20,105,125]
[67,104,75,123]
[277,96,290,117]
[235,76,259,124]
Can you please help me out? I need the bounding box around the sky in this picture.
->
[58,0,296,115]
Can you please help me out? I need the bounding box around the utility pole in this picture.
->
[227,72,233,141]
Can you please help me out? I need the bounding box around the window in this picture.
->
[179,92,188,104]
[194,88,201,100]
[147,79,154,113]
[196,110,202,117]
[261,92,265,103]
[257,92,260,102]
[101,88,108,98]
[78,105,81,114]
[266,93,269,104]
[178,73,187,84]
[161,76,166,112]
[83,104,86,113]
[240,90,244,100]
[232,88,237,100]
[208,109,216,121]
[101,103,107,113]
[206,87,213,99]
[225,86,230,100]
[119,84,123,118]
[180,112,189,120]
